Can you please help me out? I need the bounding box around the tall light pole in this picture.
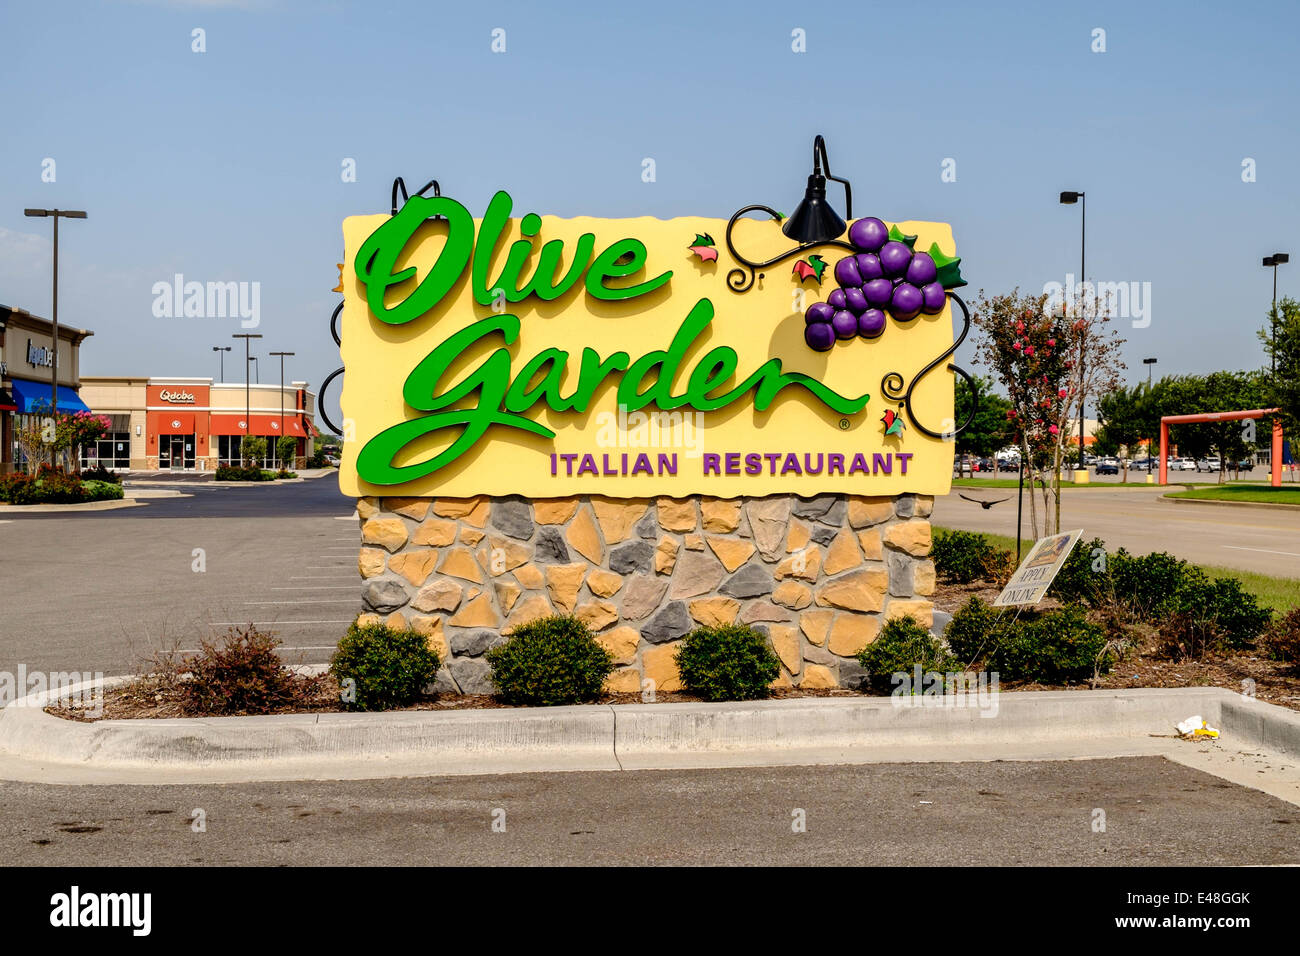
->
[232,333,261,465]
[270,351,294,468]
[1263,253,1289,374]
[1143,357,1157,388]
[249,355,259,384]
[1060,190,1086,470]
[212,345,231,382]
[23,208,87,420]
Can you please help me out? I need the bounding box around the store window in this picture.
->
[80,432,130,471]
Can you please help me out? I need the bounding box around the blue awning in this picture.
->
[8,378,91,414]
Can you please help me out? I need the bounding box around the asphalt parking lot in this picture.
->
[3,757,1296,865]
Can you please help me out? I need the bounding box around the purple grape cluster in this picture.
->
[803,217,948,352]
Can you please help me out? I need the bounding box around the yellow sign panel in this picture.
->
[337,192,959,499]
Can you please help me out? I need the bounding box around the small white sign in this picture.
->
[993,529,1084,607]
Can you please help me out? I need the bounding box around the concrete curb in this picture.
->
[1160,493,1300,512]
[3,679,1298,784]
[0,498,145,513]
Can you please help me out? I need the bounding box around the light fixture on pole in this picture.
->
[23,208,87,426]
[212,345,231,382]
[1143,357,1157,388]
[1263,253,1289,375]
[232,333,262,466]
[782,135,851,245]
[1060,190,1086,469]
[270,351,294,468]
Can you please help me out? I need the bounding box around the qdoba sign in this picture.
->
[337,187,966,499]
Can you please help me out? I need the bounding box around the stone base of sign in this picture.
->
[355,494,935,693]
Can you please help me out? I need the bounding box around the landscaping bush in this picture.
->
[79,464,121,484]
[989,604,1109,684]
[1046,536,1109,605]
[943,596,1006,668]
[0,468,123,504]
[81,479,124,501]
[215,464,274,481]
[329,620,441,711]
[673,624,781,701]
[1261,609,1300,674]
[932,529,1014,584]
[181,625,323,716]
[1158,576,1274,658]
[485,615,612,706]
[856,615,955,692]
[306,451,331,468]
[275,469,298,479]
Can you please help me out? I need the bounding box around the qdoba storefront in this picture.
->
[78,377,318,471]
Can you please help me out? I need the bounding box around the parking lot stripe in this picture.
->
[1223,545,1300,558]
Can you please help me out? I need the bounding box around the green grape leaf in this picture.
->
[887,224,918,250]
[927,242,967,289]
[692,233,715,247]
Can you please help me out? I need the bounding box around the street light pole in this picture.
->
[212,345,231,382]
[1143,357,1157,388]
[1263,253,1289,374]
[232,333,261,466]
[1060,191,1087,470]
[23,208,87,430]
[270,351,294,468]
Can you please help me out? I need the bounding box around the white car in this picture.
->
[1173,457,1196,471]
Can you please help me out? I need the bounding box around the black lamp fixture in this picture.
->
[782,135,852,245]
[1263,252,1289,375]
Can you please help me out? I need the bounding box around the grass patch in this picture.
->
[1165,484,1300,505]
[934,526,1300,613]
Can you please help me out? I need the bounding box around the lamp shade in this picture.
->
[782,174,847,244]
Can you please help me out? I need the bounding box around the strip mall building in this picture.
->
[78,377,318,471]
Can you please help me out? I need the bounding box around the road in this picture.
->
[3,757,1296,865]
[0,475,358,677]
[933,484,1300,576]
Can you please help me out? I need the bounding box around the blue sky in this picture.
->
[1,0,1297,425]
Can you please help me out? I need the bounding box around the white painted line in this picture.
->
[334,515,358,521]
[270,586,358,590]
[1223,545,1300,558]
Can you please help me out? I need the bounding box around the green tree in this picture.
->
[240,435,267,467]
[1260,296,1300,436]
[954,375,1012,457]
[1096,384,1157,481]
[276,435,298,469]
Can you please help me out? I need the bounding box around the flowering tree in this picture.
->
[973,289,1125,537]
[56,411,111,471]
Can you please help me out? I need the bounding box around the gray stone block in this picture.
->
[886,550,914,597]
[534,527,570,563]
[450,628,505,658]
[449,657,495,695]
[836,657,870,691]
[720,563,774,599]
[931,610,954,638]
[635,507,659,539]
[492,497,534,540]
[642,601,692,643]
[362,578,409,613]
[809,524,838,546]
[895,494,916,518]
[792,494,837,519]
[611,540,654,575]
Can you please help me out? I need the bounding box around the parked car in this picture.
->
[1131,456,1158,471]
[1173,457,1196,471]
[998,457,1021,473]
[1095,457,1119,475]
[1236,459,1255,472]
[1195,457,1222,472]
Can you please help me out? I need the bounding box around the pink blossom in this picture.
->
[1049,424,1059,435]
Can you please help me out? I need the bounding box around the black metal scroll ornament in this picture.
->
[723,206,855,293]
[880,292,977,439]
[317,176,442,437]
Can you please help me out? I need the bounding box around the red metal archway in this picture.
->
[1158,408,1283,487]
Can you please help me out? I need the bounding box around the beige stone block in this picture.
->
[355,612,381,627]
[533,498,579,524]
[915,495,934,517]
[884,520,932,556]
[411,578,463,614]
[768,624,801,674]
[587,568,624,598]
[438,547,482,583]
[514,563,544,590]
[857,529,883,560]
[410,615,450,659]
[642,642,683,693]
[772,580,813,610]
[815,568,888,612]
[433,496,487,519]
[504,594,553,633]
[655,536,679,574]
[412,519,456,547]
[358,548,386,579]
[656,496,698,533]
[448,593,497,627]
[799,609,834,646]
[706,537,755,573]
[386,497,430,520]
[799,663,838,689]
[747,497,791,560]
[592,498,648,544]
[822,529,863,575]
[914,560,936,596]
[683,533,704,551]
[885,600,934,628]
[597,625,641,665]
[388,550,439,588]
[770,669,794,689]
[356,497,380,520]
[700,498,741,533]
[384,611,407,630]
[669,549,726,599]
[740,600,793,624]
[546,562,587,613]
[576,600,618,631]
[566,506,604,564]
[688,596,741,628]
[362,517,408,553]
[623,575,669,621]
[785,520,811,553]
[460,527,485,546]
[774,546,822,581]
[476,537,530,576]
[494,579,522,613]
[604,667,642,694]
[848,496,894,528]
[827,613,880,657]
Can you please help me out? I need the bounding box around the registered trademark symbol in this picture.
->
[839,418,849,430]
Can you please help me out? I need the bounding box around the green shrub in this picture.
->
[943,596,1006,668]
[989,605,1109,684]
[1047,536,1109,605]
[81,479,124,501]
[0,468,122,504]
[330,621,441,711]
[274,469,298,479]
[673,624,780,701]
[181,625,323,716]
[932,529,1014,584]
[80,464,121,484]
[1159,577,1273,658]
[215,464,274,481]
[485,615,613,706]
[856,615,955,692]
[1262,609,1300,674]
